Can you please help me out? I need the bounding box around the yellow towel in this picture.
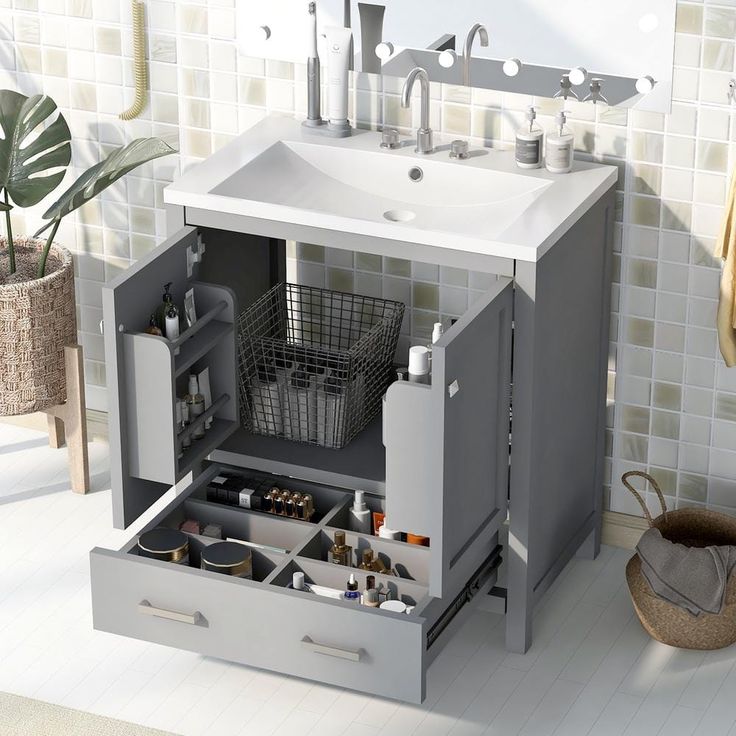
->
[716,167,736,367]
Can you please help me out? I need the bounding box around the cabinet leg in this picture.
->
[576,525,601,560]
[46,414,65,449]
[63,345,90,494]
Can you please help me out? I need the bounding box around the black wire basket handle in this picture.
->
[622,470,668,528]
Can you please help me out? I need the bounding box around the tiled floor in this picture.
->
[1,423,736,736]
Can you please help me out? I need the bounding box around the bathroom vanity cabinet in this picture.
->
[91,116,617,703]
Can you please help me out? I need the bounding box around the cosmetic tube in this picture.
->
[325,26,353,130]
[197,367,213,430]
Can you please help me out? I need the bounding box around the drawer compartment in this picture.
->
[90,465,428,703]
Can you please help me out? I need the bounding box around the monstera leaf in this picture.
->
[36,137,177,235]
[0,91,71,207]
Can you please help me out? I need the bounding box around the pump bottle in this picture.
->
[515,106,543,169]
[545,110,574,174]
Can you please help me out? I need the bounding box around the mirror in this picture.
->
[237,0,677,112]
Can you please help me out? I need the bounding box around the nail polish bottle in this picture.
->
[363,588,380,607]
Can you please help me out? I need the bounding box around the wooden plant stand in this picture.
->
[44,345,90,494]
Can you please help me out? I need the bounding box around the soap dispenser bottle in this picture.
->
[164,299,180,342]
[515,106,544,169]
[155,282,174,332]
[545,110,574,174]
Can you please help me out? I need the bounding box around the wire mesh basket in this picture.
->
[237,283,405,449]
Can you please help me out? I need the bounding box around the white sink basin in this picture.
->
[165,115,618,263]
[211,138,552,240]
[213,140,549,210]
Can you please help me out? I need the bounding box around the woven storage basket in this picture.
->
[0,238,77,416]
[623,470,736,650]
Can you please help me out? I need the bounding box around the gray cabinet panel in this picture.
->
[104,227,199,528]
[384,278,513,598]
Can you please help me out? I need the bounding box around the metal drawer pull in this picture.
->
[138,599,205,626]
[301,636,362,662]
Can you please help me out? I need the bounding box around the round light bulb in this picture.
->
[502,58,522,77]
[639,13,659,33]
[568,67,587,86]
[438,49,457,69]
[375,41,394,61]
[636,75,655,94]
[258,25,271,41]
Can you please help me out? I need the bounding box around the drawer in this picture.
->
[90,465,430,703]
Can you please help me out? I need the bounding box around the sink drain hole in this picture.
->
[384,209,416,223]
[408,166,424,182]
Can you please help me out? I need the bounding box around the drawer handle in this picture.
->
[138,599,206,626]
[301,636,362,662]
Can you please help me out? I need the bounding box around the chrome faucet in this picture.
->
[463,23,489,86]
[401,67,434,155]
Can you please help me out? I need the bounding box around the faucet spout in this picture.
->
[401,67,434,154]
[463,23,489,87]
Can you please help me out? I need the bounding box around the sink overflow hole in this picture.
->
[408,166,424,182]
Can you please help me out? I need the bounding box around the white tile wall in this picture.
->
[2,0,736,516]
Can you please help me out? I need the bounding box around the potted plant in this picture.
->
[0,90,176,416]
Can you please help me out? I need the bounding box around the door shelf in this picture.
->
[174,319,232,378]
[177,418,239,481]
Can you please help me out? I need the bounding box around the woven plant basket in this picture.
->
[0,237,77,416]
[623,470,736,650]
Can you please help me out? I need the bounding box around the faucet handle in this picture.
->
[449,140,469,159]
[380,128,401,149]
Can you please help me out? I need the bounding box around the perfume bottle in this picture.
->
[328,530,352,566]
[145,314,162,336]
[359,549,375,571]
[185,374,205,440]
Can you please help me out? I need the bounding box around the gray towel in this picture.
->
[636,527,736,616]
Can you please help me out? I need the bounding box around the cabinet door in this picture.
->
[103,227,239,528]
[384,278,513,598]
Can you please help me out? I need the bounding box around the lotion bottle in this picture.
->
[515,106,543,169]
[545,110,574,174]
[408,346,430,384]
[185,374,206,440]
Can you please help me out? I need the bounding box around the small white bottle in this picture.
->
[545,110,574,174]
[350,490,372,534]
[408,346,430,385]
[431,322,444,345]
[515,106,544,169]
[164,301,180,342]
[378,519,402,541]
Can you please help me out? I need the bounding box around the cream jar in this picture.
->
[137,528,190,565]
[201,541,253,579]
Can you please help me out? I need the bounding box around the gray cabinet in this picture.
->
[94,180,615,700]
[94,223,510,703]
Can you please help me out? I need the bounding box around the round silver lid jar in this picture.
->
[201,541,253,579]
[138,528,190,564]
